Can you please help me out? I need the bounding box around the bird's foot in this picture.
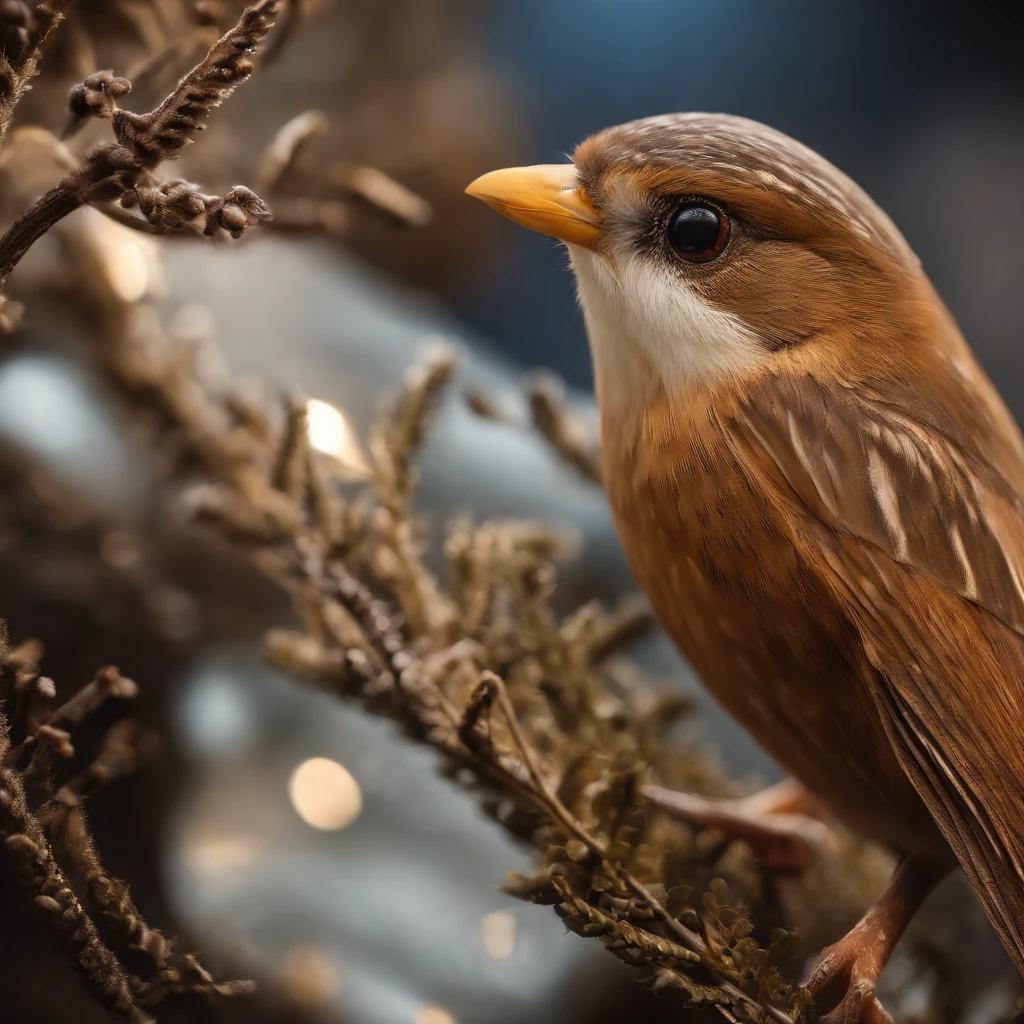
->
[641,778,836,872]
[804,924,894,1024]
[803,852,948,1023]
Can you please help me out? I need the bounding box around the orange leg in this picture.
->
[805,851,950,1023]
[642,778,837,872]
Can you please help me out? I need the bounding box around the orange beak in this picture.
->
[465,164,601,249]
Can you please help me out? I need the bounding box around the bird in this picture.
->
[466,112,1024,1022]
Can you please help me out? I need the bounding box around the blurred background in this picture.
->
[0,1,1023,1022]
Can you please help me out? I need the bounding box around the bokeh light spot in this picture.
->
[281,944,340,1006]
[480,909,516,960]
[305,398,369,476]
[414,1006,457,1024]
[288,756,363,831]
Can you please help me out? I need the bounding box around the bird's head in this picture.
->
[467,113,934,421]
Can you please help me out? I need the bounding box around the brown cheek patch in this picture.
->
[722,243,845,349]
[703,239,909,352]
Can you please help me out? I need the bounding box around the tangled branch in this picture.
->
[0,0,72,150]
[0,0,280,327]
[0,640,252,1021]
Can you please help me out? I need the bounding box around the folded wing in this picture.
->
[728,368,1024,973]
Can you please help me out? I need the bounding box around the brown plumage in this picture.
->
[468,112,1024,1017]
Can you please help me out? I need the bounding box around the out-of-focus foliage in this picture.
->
[0,637,252,1022]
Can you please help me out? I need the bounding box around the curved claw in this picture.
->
[806,933,893,1024]
[803,852,948,1023]
[821,989,894,1024]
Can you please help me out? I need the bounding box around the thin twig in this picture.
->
[255,108,328,193]
[0,0,280,310]
[0,0,74,149]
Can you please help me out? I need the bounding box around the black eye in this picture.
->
[667,202,730,263]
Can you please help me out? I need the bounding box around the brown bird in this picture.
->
[466,113,1024,1021]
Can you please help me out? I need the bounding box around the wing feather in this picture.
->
[726,369,1024,973]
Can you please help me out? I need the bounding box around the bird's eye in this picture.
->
[667,202,730,263]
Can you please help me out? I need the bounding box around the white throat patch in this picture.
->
[568,245,764,416]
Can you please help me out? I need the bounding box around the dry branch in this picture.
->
[255,109,327,193]
[468,370,603,484]
[0,0,280,324]
[335,164,433,228]
[0,641,251,1021]
[0,0,73,149]
[525,370,603,483]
